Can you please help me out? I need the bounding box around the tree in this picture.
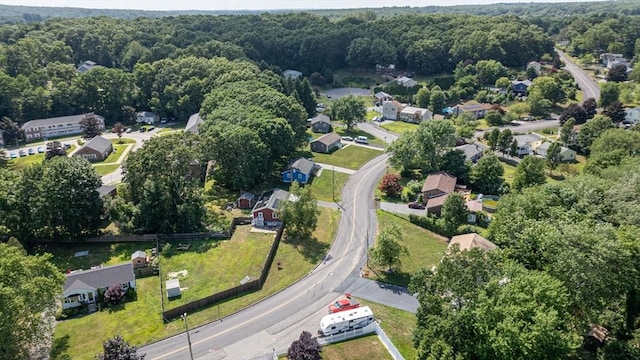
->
[497,129,514,157]
[287,331,321,360]
[485,128,501,151]
[560,118,575,145]
[331,95,365,130]
[0,244,65,360]
[599,82,620,108]
[429,88,446,115]
[470,154,504,194]
[577,115,614,153]
[530,76,563,104]
[379,173,403,197]
[103,284,125,306]
[45,141,67,160]
[415,87,430,108]
[369,222,408,272]
[439,149,470,183]
[512,156,546,191]
[607,64,628,82]
[441,192,468,232]
[112,122,124,143]
[278,181,320,240]
[559,103,587,125]
[476,59,507,86]
[485,110,503,126]
[604,101,626,124]
[388,120,456,174]
[582,97,598,119]
[96,335,145,360]
[121,105,137,125]
[546,142,562,174]
[508,102,529,120]
[80,113,103,138]
[0,117,22,146]
[495,77,511,90]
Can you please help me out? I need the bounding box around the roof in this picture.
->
[239,192,255,200]
[422,171,457,194]
[426,193,450,209]
[253,189,290,212]
[511,80,533,87]
[466,200,483,212]
[537,142,574,155]
[310,113,330,125]
[456,103,494,112]
[289,157,315,175]
[311,132,341,146]
[166,278,180,289]
[283,69,302,77]
[400,106,431,116]
[374,91,393,100]
[21,113,103,130]
[185,113,204,134]
[97,184,116,198]
[455,143,485,160]
[63,262,135,295]
[514,134,542,147]
[131,251,146,260]
[448,233,497,252]
[81,135,112,154]
[137,111,156,118]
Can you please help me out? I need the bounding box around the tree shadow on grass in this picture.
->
[158,239,221,259]
[283,234,330,263]
[50,335,71,360]
[366,266,412,288]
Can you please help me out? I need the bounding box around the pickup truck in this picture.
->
[328,294,360,313]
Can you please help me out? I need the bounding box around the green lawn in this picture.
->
[366,110,381,121]
[111,137,136,144]
[500,159,561,185]
[360,299,417,360]
[93,163,121,176]
[382,121,418,134]
[53,207,341,359]
[335,127,385,147]
[307,169,350,202]
[8,145,77,170]
[322,335,393,360]
[309,145,384,170]
[366,210,448,287]
[533,126,560,140]
[96,144,132,164]
[34,242,155,272]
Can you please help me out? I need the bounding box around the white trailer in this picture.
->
[319,306,374,336]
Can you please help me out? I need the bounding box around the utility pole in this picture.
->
[332,166,335,203]
[181,313,194,360]
[366,228,370,268]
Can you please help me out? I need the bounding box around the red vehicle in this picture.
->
[328,294,360,313]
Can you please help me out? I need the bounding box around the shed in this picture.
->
[131,250,147,268]
[237,192,256,209]
[166,279,181,298]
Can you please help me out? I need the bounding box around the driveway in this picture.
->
[325,87,372,99]
[380,201,425,216]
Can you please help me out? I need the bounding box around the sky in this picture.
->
[0,0,606,11]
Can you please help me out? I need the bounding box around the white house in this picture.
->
[382,100,402,120]
[62,262,136,309]
[283,69,302,80]
[535,142,576,162]
[136,111,159,124]
[514,134,543,157]
[527,61,542,74]
[399,106,432,123]
[22,113,105,141]
[396,76,417,88]
[185,113,204,134]
[625,107,640,125]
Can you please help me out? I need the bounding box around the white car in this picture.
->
[355,136,368,144]
[341,136,353,142]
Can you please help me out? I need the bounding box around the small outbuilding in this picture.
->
[237,192,256,209]
[166,279,181,298]
[131,250,147,268]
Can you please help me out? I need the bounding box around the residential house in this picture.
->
[185,113,204,134]
[396,76,417,88]
[374,91,394,105]
[74,135,113,162]
[136,111,159,124]
[535,142,577,162]
[511,80,532,96]
[382,100,403,120]
[310,114,331,133]
[465,200,484,224]
[556,40,570,47]
[251,189,290,227]
[600,53,624,66]
[131,251,148,268]
[375,64,396,76]
[282,157,315,185]
[22,113,105,141]
[399,106,432,123]
[97,184,117,199]
[447,233,497,252]
[625,107,640,125]
[77,60,101,73]
[283,69,302,80]
[62,262,136,309]
[527,61,542,74]
[452,103,495,119]
[455,143,485,163]
[310,132,342,154]
[422,171,457,200]
[514,134,543,157]
[237,192,256,209]
[426,193,449,216]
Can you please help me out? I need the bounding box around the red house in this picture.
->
[252,189,290,228]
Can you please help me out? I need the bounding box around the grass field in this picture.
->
[52,207,340,359]
[308,170,350,202]
[93,163,121,176]
[382,121,418,134]
[366,210,448,287]
[8,144,77,170]
[309,145,384,170]
[97,144,132,164]
[361,299,417,359]
[322,335,393,360]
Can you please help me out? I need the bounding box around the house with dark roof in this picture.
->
[22,113,105,142]
[374,91,394,105]
[185,113,204,134]
[310,114,331,134]
[62,262,136,309]
[77,60,102,73]
[282,157,315,185]
[452,103,495,119]
[310,132,342,154]
[455,143,485,163]
[252,189,290,227]
[511,80,533,96]
[74,135,113,162]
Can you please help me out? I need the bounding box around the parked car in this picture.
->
[139,127,146,133]
[372,116,381,122]
[37,147,44,153]
[355,136,368,144]
[18,150,26,157]
[125,127,132,133]
[408,202,425,209]
[341,136,353,142]
[160,118,168,124]
[9,152,17,159]
[27,148,35,155]
[64,143,71,149]
[148,126,155,131]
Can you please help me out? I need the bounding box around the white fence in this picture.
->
[374,322,405,360]
[315,321,405,360]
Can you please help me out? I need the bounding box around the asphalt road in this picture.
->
[556,49,601,103]
[140,153,391,359]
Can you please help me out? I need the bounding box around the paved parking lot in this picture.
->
[324,87,372,99]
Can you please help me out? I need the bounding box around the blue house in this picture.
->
[282,158,315,185]
[511,80,532,96]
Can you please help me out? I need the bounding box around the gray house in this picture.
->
[185,113,204,134]
[74,135,113,162]
[310,114,331,133]
[455,143,485,163]
[63,262,136,309]
[310,132,342,154]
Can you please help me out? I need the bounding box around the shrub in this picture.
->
[379,174,403,197]
[104,284,125,306]
[401,180,424,202]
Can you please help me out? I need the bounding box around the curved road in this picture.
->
[556,49,601,103]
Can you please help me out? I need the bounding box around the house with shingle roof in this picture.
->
[252,189,291,227]
[185,113,204,134]
[22,113,105,142]
[282,157,315,185]
[374,91,394,105]
[422,171,457,216]
[455,143,485,163]
[62,262,136,309]
[77,60,102,73]
[74,135,113,162]
[310,132,342,154]
[447,233,497,253]
[310,114,331,134]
